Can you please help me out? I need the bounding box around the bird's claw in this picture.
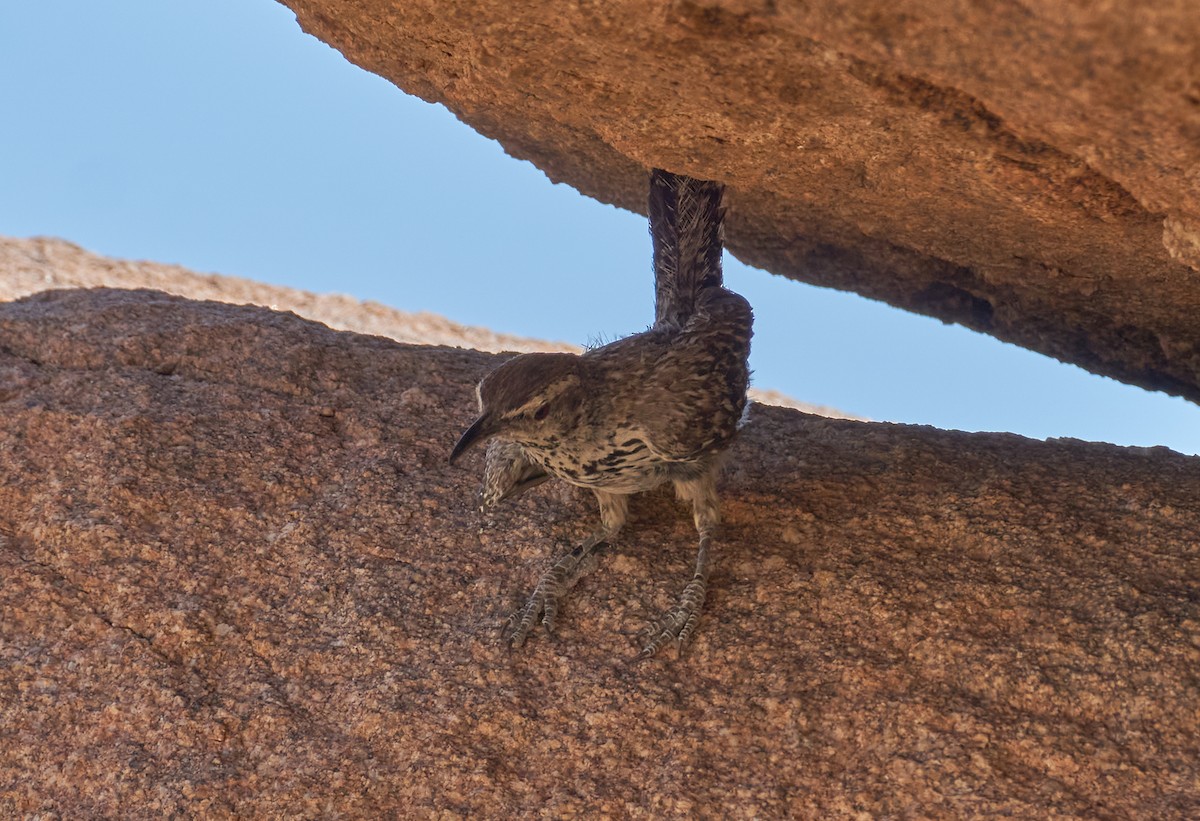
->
[636,577,707,660]
[505,563,571,648]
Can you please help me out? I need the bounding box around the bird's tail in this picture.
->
[649,169,726,329]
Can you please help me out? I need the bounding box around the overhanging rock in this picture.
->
[278,0,1200,400]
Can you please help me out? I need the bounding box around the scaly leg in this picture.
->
[639,472,720,658]
[507,490,628,647]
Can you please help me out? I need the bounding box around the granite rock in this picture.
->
[1,289,1197,816]
[0,234,575,355]
[0,235,849,418]
[277,0,1200,401]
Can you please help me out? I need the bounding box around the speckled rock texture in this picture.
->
[1,288,1197,816]
[276,0,1200,402]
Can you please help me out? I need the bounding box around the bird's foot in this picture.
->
[637,575,708,659]
[506,538,603,648]
[507,562,570,647]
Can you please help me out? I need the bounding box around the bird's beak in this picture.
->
[449,414,493,464]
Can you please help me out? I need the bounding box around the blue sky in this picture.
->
[2,1,1197,454]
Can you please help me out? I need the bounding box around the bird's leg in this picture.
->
[639,473,720,659]
[507,490,628,648]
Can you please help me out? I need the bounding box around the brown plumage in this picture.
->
[450,169,752,658]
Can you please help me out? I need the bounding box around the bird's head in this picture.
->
[449,352,584,463]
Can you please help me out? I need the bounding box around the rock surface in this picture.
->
[0,235,849,418]
[277,0,1200,402]
[0,235,572,355]
[2,288,1198,817]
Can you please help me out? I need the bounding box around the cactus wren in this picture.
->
[450,169,753,658]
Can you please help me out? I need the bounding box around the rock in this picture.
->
[2,288,1197,816]
[276,0,1200,402]
[0,234,576,354]
[0,235,848,418]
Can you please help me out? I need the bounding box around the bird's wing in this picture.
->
[625,291,754,462]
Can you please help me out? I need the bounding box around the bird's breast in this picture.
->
[524,434,673,493]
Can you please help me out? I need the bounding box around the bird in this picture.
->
[449,168,753,658]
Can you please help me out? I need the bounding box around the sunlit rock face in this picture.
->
[1,288,1198,816]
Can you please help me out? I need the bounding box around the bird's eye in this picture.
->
[533,404,550,420]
